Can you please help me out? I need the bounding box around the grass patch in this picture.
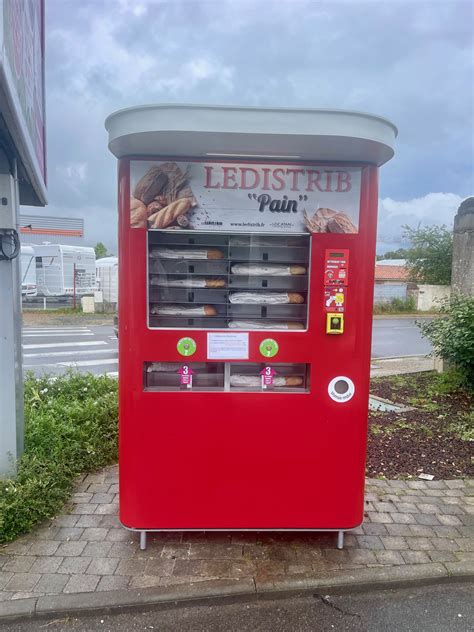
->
[373,296,417,315]
[0,372,118,544]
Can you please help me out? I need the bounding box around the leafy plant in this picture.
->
[418,295,474,388]
[403,224,452,285]
[0,372,118,543]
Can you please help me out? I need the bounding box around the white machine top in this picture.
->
[105,104,397,166]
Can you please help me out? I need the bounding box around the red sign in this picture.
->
[324,249,349,286]
[324,286,346,313]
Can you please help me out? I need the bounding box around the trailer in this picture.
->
[96,256,118,304]
[20,245,37,297]
[34,244,96,296]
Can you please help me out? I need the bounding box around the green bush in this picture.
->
[418,294,474,388]
[373,296,416,314]
[0,372,118,543]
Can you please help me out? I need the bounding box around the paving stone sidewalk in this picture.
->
[1,465,472,607]
[370,356,435,377]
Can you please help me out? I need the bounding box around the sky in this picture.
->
[24,0,473,253]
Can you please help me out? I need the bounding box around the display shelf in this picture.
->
[148,231,310,330]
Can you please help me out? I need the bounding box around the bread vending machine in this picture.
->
[105,105,397,549]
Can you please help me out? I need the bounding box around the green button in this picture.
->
[177,337,197,356]
[259,338,279,358]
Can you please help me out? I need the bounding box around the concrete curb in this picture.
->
[0,564,472,623]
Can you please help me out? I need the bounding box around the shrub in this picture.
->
[373,296,416,314]
[0,372,118,543]
[418,294,474,388]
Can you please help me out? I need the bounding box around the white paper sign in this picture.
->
[130,160,362,233]
[207,333,249,360]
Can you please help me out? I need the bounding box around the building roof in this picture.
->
[375,264,409,281]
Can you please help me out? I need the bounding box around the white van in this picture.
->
[34,244,96,296]
[20,245,37,297]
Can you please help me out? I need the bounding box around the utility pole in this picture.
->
[0,150,24,477]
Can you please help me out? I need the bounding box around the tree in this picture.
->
[403,224,452,285]
[94,242,108,259]
[376,248,409,261]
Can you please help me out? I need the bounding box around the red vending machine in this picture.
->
[105,105,396,549]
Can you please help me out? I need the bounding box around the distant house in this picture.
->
[374,259,409,303]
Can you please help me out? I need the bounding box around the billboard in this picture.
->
[130,160,362,234]
[0,0,46,205]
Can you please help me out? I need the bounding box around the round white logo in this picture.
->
[328,376,355,403]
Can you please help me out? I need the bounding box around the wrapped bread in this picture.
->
[150,304,217,316]
[149,247,224,260]
[147,362,207,372]
[230,375,303,388]
[150,277,226,288]
[229,292,304,304]
[231,264,306,276]
[228,320,304,330]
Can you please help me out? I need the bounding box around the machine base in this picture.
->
[135,528,347,551]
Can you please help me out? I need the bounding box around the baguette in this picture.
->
[288,293,305,304]
[228,320,304,330]
[231,264,306,276]
[229,292,304,305]
[149,247,224,260]
[130,197,147,227]
[148,198,192,229]
[281,376,304,387]
[207,249,224,260]
[290,266,306,275]
[150,304,217,316]
[205,279,226,288]
[151,277,226,289]
[230,375,304,388]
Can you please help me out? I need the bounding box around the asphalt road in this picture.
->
[22,325,118,377]
[21,318,432,377]
[1,584,472,631]
[371,317,433,359]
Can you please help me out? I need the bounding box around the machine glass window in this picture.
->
[145,362,225,391]
[229,363,309,392]
[148,231,310,330]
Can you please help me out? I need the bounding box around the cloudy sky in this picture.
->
[24,0,473,253]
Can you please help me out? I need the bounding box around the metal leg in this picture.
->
[337,530,344,550]
[140,530,147,550]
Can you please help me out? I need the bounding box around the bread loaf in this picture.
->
[134,167,169,205]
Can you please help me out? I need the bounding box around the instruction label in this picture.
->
[207,333,249,360]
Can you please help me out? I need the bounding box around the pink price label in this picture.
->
[260,366,276,388]
[178,365,194,387]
